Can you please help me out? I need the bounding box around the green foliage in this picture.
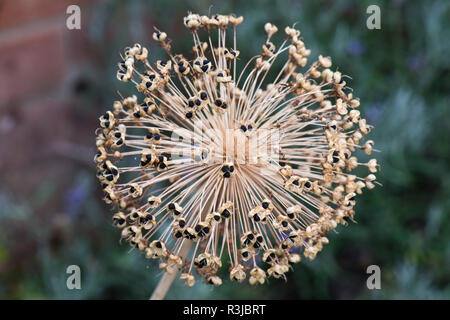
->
[0,0,449,299]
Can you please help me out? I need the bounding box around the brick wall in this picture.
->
[0,0,98,194]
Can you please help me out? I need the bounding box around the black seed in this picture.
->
[175,231,182,238]
[257,236,263,242]
[253,242,260,249]
[240,125,247,132]
[186,112,193,118]
[304,182,311,188]
[203,60,209,65]
[287,213,294,219]
[159,162,166,169]
[116,139,123,145]
[223,171,231,178]
[146,132,153,139]
[218,73,223,77]
[103,113,109,120]
[214,215,220,221]
[201,65,208,72]
[106,175,113,181]
[242,251,248,257]
[282,221,288,227]
[221,104,227,109]
[200,92,207,100]
[134,112,141,118]
[146,82,152,88]
[155,241,162,248]
[179,220,186,228]
[248,234,254,240]
[229,166,234,172]
[203,227,210,234]
[178,62,184,67]
[262,202,269,209]
[195,99,201,106]
[254,214,260,222]
[115,132,121,138]
[168,203,175,210]
[188,100,194,107]
[154,133,160,140]
[221,209,230,218]
[281,243,288,249]
[215,100,221,107]
[179,66,186,73]
[221,166,228,172]
[112,169,118,175]
[333,151,339,157]
[292,179,299,186]
[146,154,152,161]
[195,225,201,232]
[333,156,339,163]
[195,61,201,65]
[104,121,110,128]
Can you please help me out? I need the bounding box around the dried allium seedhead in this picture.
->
[95,12,378,287]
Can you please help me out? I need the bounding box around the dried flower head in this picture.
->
[95,12,378,287]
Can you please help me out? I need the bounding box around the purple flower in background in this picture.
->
[366,104,382,123]
[347,39,365,57]
[406,56,423,72]
[394,0,406,6]
[64,185,87,217]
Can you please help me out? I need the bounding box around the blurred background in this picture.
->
[0,0,449,299]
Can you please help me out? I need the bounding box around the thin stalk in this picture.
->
[149,240,193,300]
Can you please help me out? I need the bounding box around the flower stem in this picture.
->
[150,240,192,300]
